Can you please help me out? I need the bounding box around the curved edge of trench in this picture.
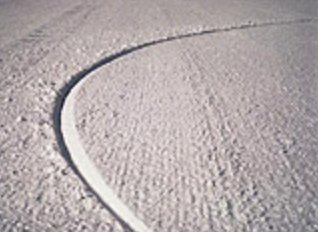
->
[53,18,315,232]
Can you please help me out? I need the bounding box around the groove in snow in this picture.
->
[56,18,316,232]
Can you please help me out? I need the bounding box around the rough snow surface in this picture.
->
[1,0,318,231]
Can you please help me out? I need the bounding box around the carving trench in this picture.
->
[54,18,315,232]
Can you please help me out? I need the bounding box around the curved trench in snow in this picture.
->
[54,18,315,232]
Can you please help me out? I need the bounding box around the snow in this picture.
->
[0,0,317,231]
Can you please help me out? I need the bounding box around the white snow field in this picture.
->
[1,0,318,231]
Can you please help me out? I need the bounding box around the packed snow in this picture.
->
[1,0,318,231]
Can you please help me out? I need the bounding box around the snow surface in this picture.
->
[1,0,318,231]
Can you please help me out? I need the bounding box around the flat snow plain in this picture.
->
[1,0,318,231]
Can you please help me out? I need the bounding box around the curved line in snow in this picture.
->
[55,18,315,232]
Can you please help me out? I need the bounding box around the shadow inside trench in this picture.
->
[52,17,314,232]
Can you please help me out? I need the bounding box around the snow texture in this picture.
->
[1,0,318,231]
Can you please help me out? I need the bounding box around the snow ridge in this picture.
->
[55,17,316,232]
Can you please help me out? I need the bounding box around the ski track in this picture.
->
[55,18,316,232]
[0,1,96,90]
